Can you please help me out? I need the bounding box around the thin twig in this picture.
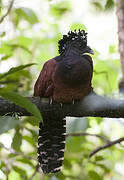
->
[0,80,18,84]
[0,142,37,161]
[28,164,39,180]
[5,160,9,180]
[66,132,110,143]
[0,0,14,24]
[89,137,124,158]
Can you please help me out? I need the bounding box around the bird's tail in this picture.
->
[37,116,66,174]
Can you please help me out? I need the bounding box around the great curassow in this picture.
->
[34,29,94,174]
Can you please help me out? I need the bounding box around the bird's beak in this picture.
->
[86,46,94,55]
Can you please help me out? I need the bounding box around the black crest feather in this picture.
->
[58,29,88,55]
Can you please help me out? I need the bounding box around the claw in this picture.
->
[72,99,75,105]
[60,103,63,107]
[49,98,53,105]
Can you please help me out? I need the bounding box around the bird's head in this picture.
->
[58,29,94,56]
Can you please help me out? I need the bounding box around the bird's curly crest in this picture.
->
[58,29,88,55]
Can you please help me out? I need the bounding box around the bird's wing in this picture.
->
[34,58,57,97]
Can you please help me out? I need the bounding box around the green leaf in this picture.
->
[8,170,21,180]
[0,116,19,134]
[92,2,103,11]
[0,32,5,37]
[24,116,39,126]
[0,63,35,80]
[16,158,35,167]
[0,43,13,56]
[95,156,104,161]
[0,91,43,123]
[18,36,32,48]
[0,43,32,55]
[89,170,102,180]
[70,23,87,31]
[96,164,110,173]
[13,166,27,179]
[50,1,70,18]
[0,160,5,169]
[66,136,85,153]
[105,0,114,11]
[11,130,22,151]
[10,44,32,54]
[15,7,39,25]
[23,135,35,146]
[1,54,12,61]
[109,45,116,54]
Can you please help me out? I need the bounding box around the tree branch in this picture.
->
[5,160,9,180]
[89,137,124,157]
[66,132,124,158]
[1,92,124,119]
[28,165,39,180]
[117,0,124,92]
[66,132,110,143]
[0,0,14,24]
[0,142,37,161]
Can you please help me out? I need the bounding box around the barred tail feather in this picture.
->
[38,117,66,174]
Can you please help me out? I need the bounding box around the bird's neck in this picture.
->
[63,46,82,57]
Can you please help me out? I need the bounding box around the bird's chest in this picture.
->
[53,83,90,102]
[52,66,91,103]
[51,56,92,102]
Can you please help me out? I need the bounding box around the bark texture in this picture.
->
[0,93,124,119]
[117,0,124,92]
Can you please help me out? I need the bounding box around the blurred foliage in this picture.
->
[13,7,39,26]
[70,23,87,32]
[50,0,71,18]
[91,0,115,11]
[0,0,124,180]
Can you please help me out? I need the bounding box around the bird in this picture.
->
[34,29,94,174]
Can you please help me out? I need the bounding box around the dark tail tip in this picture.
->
[37,118,66,174]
